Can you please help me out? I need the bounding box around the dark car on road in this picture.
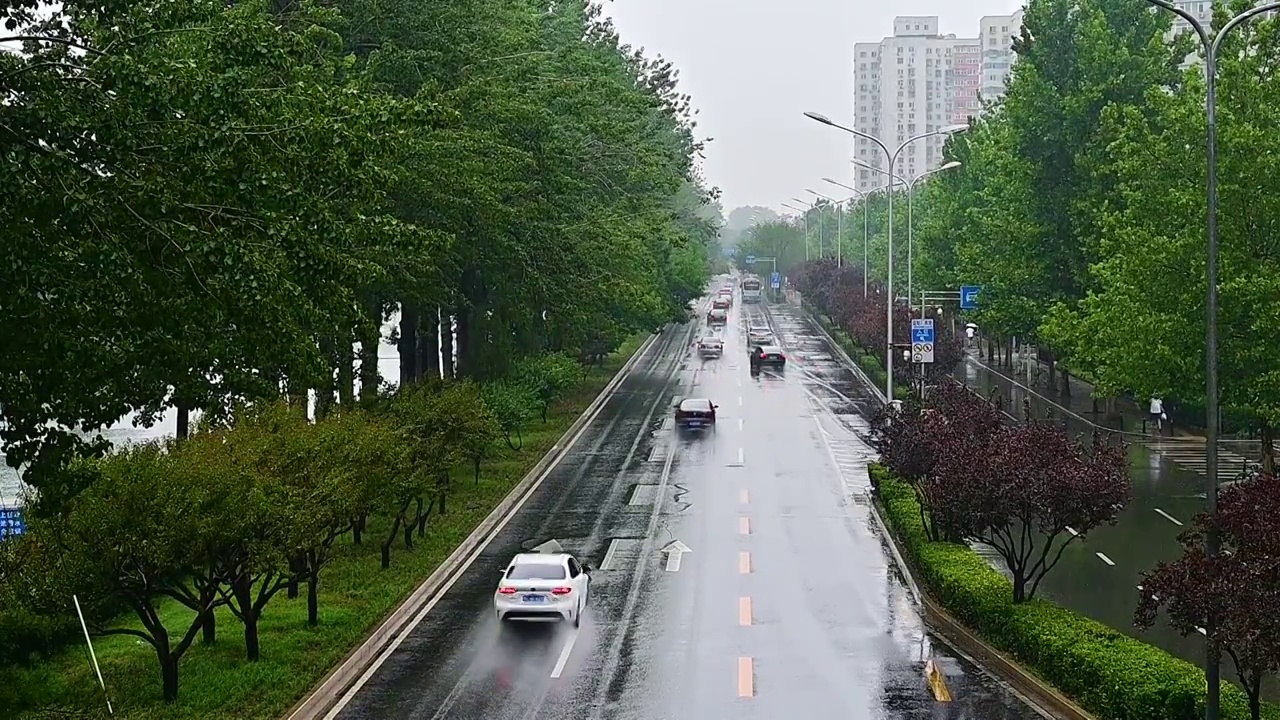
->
[750,344,786,370]
[707,308,728,326]
[674,398,717,430]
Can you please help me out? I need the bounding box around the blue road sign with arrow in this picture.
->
[910,319,935,344]
[745,255,755,265]
[770,271,781,288]
[960,285,981,310]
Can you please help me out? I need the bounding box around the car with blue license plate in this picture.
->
[494,549,591,626]
[674,398,717,430]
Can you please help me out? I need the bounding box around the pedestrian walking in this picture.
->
[1149,396,1165,433]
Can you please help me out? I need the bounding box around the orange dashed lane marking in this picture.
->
[738,597,752,626]
[738,656,754,697]
[739,516,751,535]
[738,551,751,574]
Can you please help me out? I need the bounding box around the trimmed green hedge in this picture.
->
[870,464,1280,720]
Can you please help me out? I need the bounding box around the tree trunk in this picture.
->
[307,550,320,627]
[159,646,180,703]
[200,586,217,644]
[1012,571,1027,604]
[1249,687,1261,720]
[286,555,301,600]
[1060,368,1071,397]
[359,298,381,400]
[399,302,419,387]
[233,577,262,662]
[338,335,355,409]
[440,314,455,380]
[419,309,440,381]
[474,456,482,485]
[381,504,408,569]
[1261,421,1275,475]
[176,398,191,439]
[315,337,336,420]
[352,515,365,545]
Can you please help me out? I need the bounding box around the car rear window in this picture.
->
[679,399,712,412]
[507,563,566,580]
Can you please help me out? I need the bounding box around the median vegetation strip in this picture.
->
[871,465,1279,720]
[0,337,644,719]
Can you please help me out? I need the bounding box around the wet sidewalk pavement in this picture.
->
[951,347,1262,677]
[956,348,1260,488]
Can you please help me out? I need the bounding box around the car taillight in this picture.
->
[551,587,572,595]
[498,587,516,595]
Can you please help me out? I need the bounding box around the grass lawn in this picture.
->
[2,335,646,720]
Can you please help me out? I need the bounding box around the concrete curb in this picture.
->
[283,331,662,720]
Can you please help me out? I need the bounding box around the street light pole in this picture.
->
[853,159,962,318]
[806,111,967,402]
[791,197,816,261]
[824,178,870,296]
[1139,3,1280,717]
[807,189,841,265]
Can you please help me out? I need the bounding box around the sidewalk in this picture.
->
[955,348,1259,485]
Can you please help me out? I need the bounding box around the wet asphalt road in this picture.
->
[329,292,1046,720]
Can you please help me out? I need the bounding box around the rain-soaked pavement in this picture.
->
[328,295,1046,720]
[952,350,1263,687]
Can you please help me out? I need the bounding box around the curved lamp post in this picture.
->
[804,111,967,402]
[852,159,962,309]
[821,179,869,296]
[1140,3,1280,716]
[806,189,839,261]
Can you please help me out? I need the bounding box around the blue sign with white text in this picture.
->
[960,285,981,310]
[745,255,756,265]
[770,271,781,288]
[910,318,935,344]
[0,506,25,539]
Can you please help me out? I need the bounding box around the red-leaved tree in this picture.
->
[1137,473,1280,720]
[939,420,1131,603]
[871,383,1003,541]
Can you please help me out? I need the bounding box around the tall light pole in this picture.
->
[791,197,819,260]
[822,179,869,296]
[806,189,839,262]
[781,202,808,264]
[853,158,962,311]
[1140,3,1280,717]
[805,111,967,402]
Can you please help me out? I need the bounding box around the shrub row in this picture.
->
[870,464,1280,720]
[810,310,909,401]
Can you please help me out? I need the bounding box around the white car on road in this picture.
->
[494,547,591,626]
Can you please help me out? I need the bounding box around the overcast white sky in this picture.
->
[603,0,1023,213]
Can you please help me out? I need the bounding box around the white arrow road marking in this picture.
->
[662,540,691,572]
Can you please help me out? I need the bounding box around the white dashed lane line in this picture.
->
[1096,552,1115,566]
[1154,508,1183,526]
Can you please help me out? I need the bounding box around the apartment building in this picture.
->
[852,16,978,192]
[950,41,982,124]
[978,10,1023,101]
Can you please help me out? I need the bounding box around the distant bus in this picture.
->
[741,276,762,303]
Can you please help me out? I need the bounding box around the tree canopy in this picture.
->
[0,0,720,513]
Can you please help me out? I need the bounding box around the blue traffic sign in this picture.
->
[0,506,25,540]
[960,285,981,310]
[745,255,756,265]
[770,271,781,289]
[910,318,935,344]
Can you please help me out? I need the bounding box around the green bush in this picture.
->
[871,465,1280,720]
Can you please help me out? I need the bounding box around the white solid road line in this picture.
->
[550,629,579,679]
[1096,552,1116,566]
[1154,508,1184,526]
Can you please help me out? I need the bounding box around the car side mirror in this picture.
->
[712,404,719,409]
[582,564,593,573]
